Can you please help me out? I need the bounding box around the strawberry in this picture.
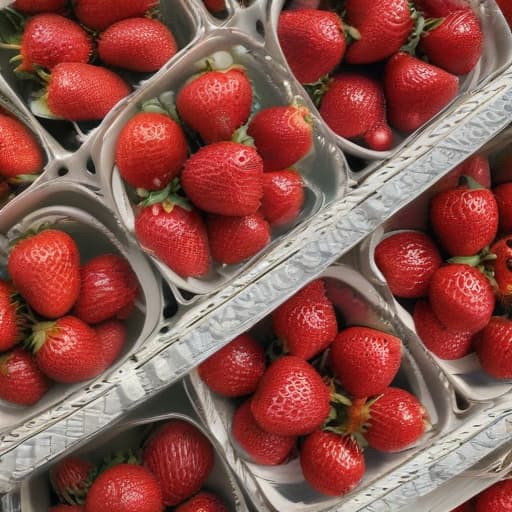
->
[420,10,483,75]
[475,316,512,379]
[329,326,401,398]
[175,491,228,512]
[49,506,85,512]
[197,333,266,397]
[300,431,365,496]
[429,264,495,333]
[344,0,413,64]
[181,141,263,216]
[374,231,442,298]
[490,237,512,306]
[143,420,214,506]
[95,320,127,370]
[203,0,226,14]
[319,74,393,151]
[247,105,313,171]
[74,0,158,31]
[277,9,346,84]
[0,280,25,351]
[207,213,271,265]
[0,348,49,406]
[430,180,498,256]
[493,183,512,234]
[474,479,512,511]
[50,457,94,506]
[271,279,337,360]
[98,18,177,73]
[260,170,304,227]
[415,0,471,17]
[450,504,472,512]
[45,62,131,122]
[73,254,139,325]
[115,112,188,191]
[413,300,474,359]
[8,229,80,319]
[84,463,163,512]
[176,68,253,144]
[31,316,104,383]
[384,52,459,133]
[496,0,512,28]
[12,0,67,13]
[250,355,331,436]
[436,154,491,191]
[0,113,44,179]
[134,201,210,278]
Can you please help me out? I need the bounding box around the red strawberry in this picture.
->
[203,0,226,13]
[8,229,80,319]
[415,0,471,17]
[31,316,104,383]
[143,420,214,506]
[12,0,67,13]
[207,213,271,265]
[260,170,304,227]
[135,201,210,278]
[197,333,266,397]
[319,73,393,151]
[0,280,25,351]
[0,348,50,406]
[49,506,85,512]
[384,52,459,133]
[73,254,139,325]
[450,504,472,512]
[250,355,331,436]
[45,62,131,122]
[474,479,512,511]
[247,105,313,171]
[95,320,127,370]
[277,9,346,84]
[475,316,512,379]
[50,457,94,505]
[300,432,365,496]
[496,0,512,28]
[98,18,177,73]
[493,183,512,234]
[436,154,491,191]
[429,264,495,333]
[344,0,413,64]
[0,113,44,179]
[330,326,401,398]
[181,141,263,216]
[74,0,158,31]
[430,181,498,257]
[84,463,163,512]
[176,68,253,144]
[271,279,337,360]
[421,10,483,75]
[374,231,442,298]
[490,237,512,306]
[232,399,297,465]
[175,491,228,512]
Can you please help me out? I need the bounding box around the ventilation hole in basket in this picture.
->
[159,325,170,335]
[256,19,265,37]
[87,158,96,175]
[57,167,68,177]
[454,391,471,412]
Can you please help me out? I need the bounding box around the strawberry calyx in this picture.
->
[50,461,96,505]
[401,2,443,55]
[140,95,179,123]
[7,172,40,185]
[94,449,141,478]
[232,124,255,147]
[0,8,25,46]
[448,246,498,289]
[460,174,487,190]
[7,222,52,250]
[138,178,192,212]
[27,319,58,353]
[304,74,332,108]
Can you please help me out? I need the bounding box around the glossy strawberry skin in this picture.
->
[493,183,512,234]
[50,457,94,506]
[250,355,331,436]
[277,9,346,84]
[13,0,67,13]
[177,68,253,144]
[95,320,127,370]
[198,333,266,397]
[175,491,228,512]
[475,316,512,379]
[374,231,442,299]
[143,420,214,507]
[0,280,24,352]
[330,326,402,398]
[300,432,365,496]
[181,141,263,216]
[135,203,210,278]
[496,0,512,28]
[474,479,512,511]
[415,0,471,17]
[8,229,80,319]
[489,237,512,306]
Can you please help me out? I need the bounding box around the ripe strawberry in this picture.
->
[435,154,491,191]
[8,229,80,319]
[374,231,442,298]
[247,105,313,171]
[197,333,266,397]
[250,355,331,436]
[496,0,512,28]
[84,463,163,512]
[135,201,210,278]
[429,264,495,333]
[95,320,127,370]
[319,74,393,151]
[45,62,131,122]
[73,254,139,325]
[74,0,158,31]
[384,52,459,133]
[181,141,263,216]
[344,0,413,64]
[0,280,25,351]
[475,316,512,379]
[430,181,498,256]
[415,0,471,17]
[271,279,337,360]
[474,479,512,511]
[12,0,67,13]
[176,68,253,144]
[493,183,512,234]
[300,432,365,496]
[207,213,271,265]
[490,237,512,306]
[450,504,471,512]
[175,491,228,512]
[330,326,401,398]
[98,18,177,73]
[143,420,214,506]
[31,316,104,383]
[0,348,50,406]
[50,457,94,505]
[49,506,85,512]
[203,0,226,14]
[277,9,346,84]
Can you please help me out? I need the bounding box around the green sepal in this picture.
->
[7,173,40,185]
[303,75,332,109]
[401,2,443,55]
[138,178,192,212]
[460,174,486,190]
[7,222,52,250]
[330,392,353,407]
[0,8,24,46]
[94,449,142,477]
[448,246,498,284]
[26,320,56,353]
[138,183,173,207]
[344,24,361,44]
[232,124,255,147]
